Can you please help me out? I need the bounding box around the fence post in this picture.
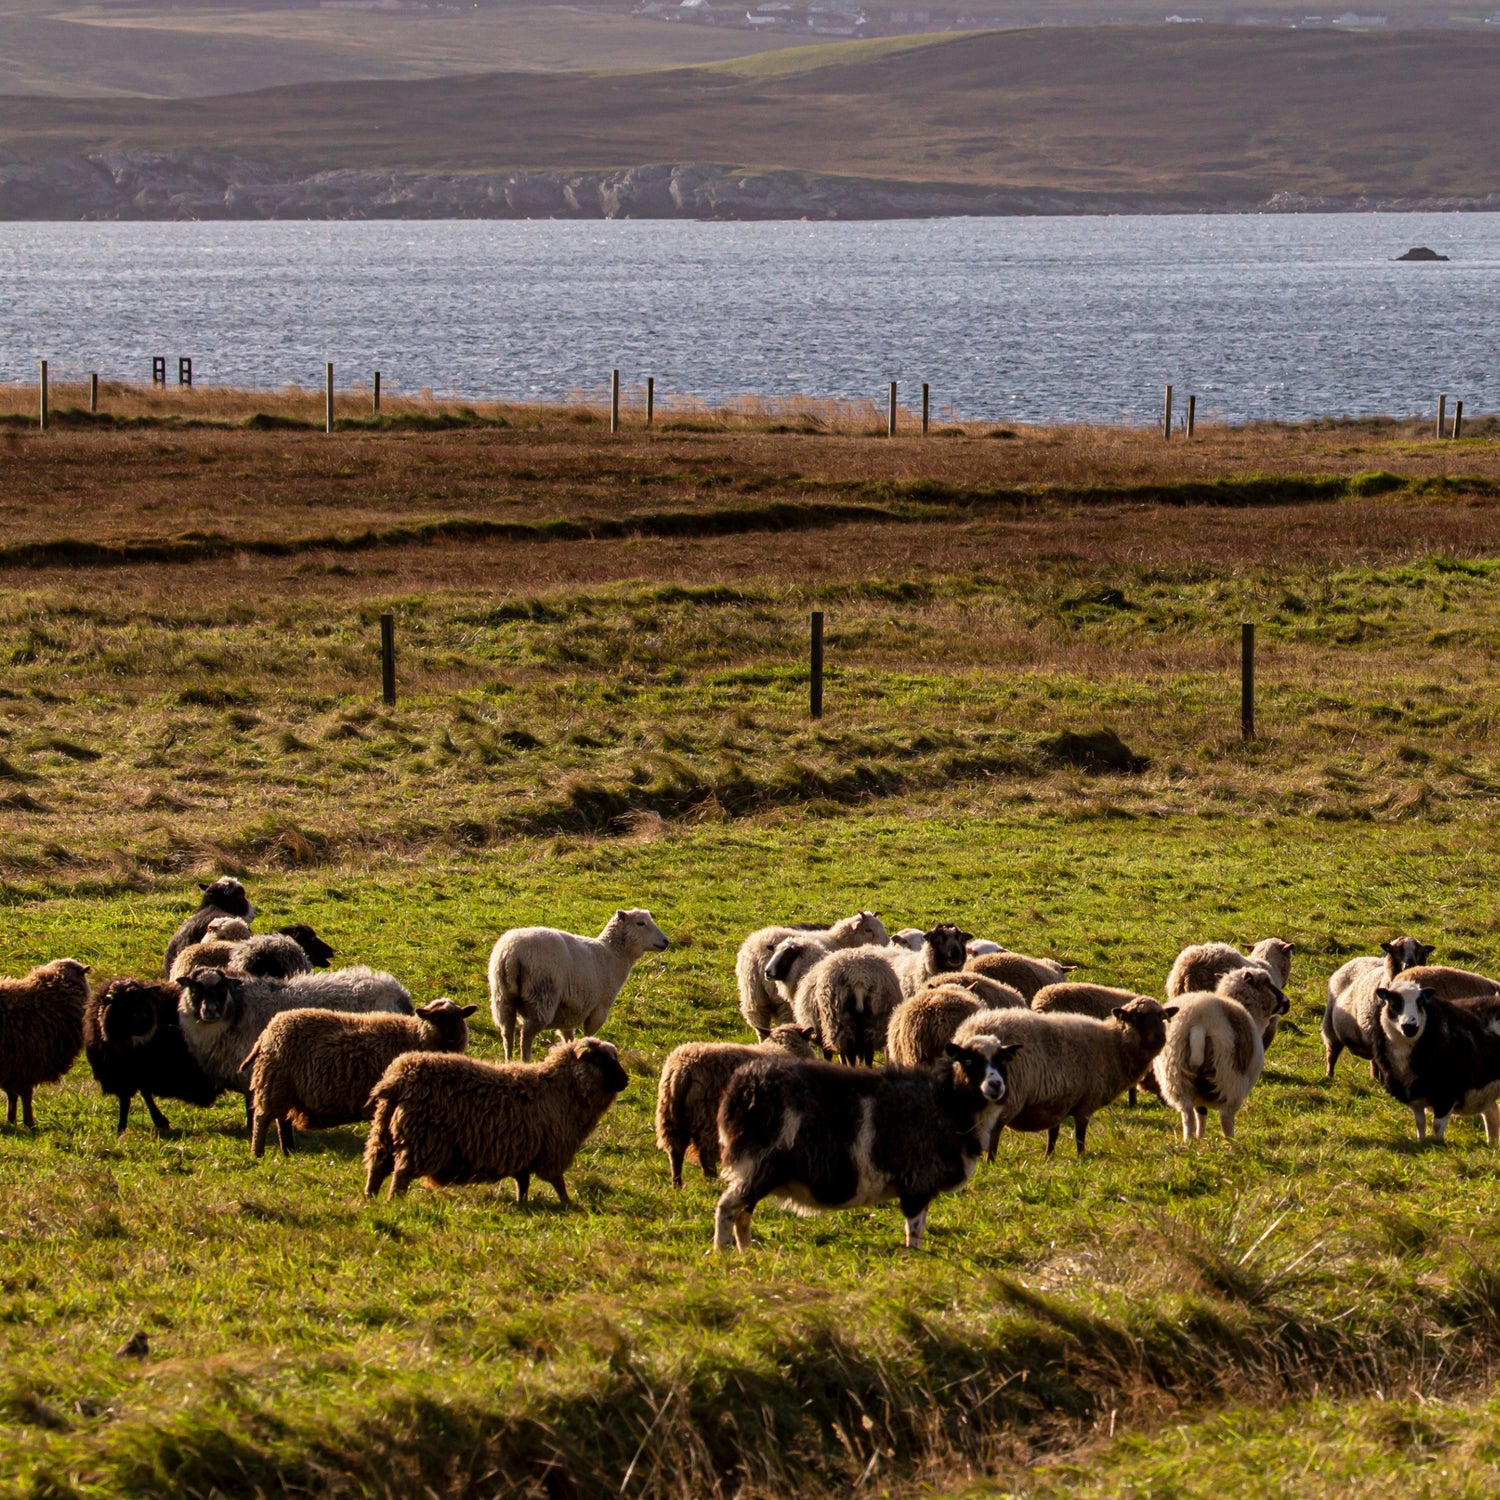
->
[921,382,930,436]
[152,357,166,387]
[1241,623,1255,741]
[1186,394,1196,439]
[610,369,620,433]
[887,381,897,438]
[1162,384,1173,440]
[646,376,654,428]
[38,360,47,432]
[1436,393,1447,439]
[810,610,824,720]
[325,363,334,433]
[89,373,98,414]
[178,357,192,388]
[372,371,381,415]
[380,613,396,706]
[1452,400,1464,441]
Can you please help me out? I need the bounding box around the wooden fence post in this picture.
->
[921,382,930,436]
[1187,394,1196,439]
[325,363,334,433]
[380,613,396,706]
[373,371,381,416]
[810,611,824,720]
[1241,623,1255,741]
[610,370,620,433]
[1452,400,1464,441]
[1162,384,1173,440]
[1436,393,1447,439]
[38,360,47,432]
[89,373,98,414]
[646,376,654,428]
[887,382,897,438]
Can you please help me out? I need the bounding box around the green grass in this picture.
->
[7,812,1500,1495]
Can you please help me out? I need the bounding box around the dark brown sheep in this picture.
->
[0,958,90,1127]
[363,1036,628,1204]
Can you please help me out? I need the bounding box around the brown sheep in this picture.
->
[244,999,477,1157]
[363,1036,629,1205]
[654,1024,818,1186]
[917,972,1028,1010]
[887,986,983,1067]
[965,949,1074,1001]
[1032,981,1163,1104]
[0,959,91,1127]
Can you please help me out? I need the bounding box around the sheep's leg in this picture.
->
[500,1011,517,1063]
[364,1147,393,1198]
[714,1188,753,1250]
[696,1134,719,1181]
[242,1092,254,1132]
[1483,1103,1500,1145]
[115,1093,133,1134]
[1074,1116,1089,1157]
[1195,1106,1208,1140]
[276,1119,296,1155]
[545,1174,570,1207]
[21,1091,34,1129]
[4,1093,14,1125]
[518,1016,544,1064]
[1433,1113,1451,1144]
[1044,1125,1059,1158]
[1128,1085,1138,1107]
[668,1144,686,1188]
[733,1208,753,1250]
[250,1110,271,1159]
[1412,1106,1428,1143]
[902,1202,930,1251]
[1179,1109,1194,1142]
[1324,1037,1343,1078]
[142,1093,172,1135]
[515,1171,530,1204]
[1218,1107,1237,1140]
[386,1157,414,1198]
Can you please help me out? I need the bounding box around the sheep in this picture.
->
[0,959,91,1127]
[1166,938,1295,1046]
[177,965,414,1116]
[952,997,1168,1156]
[892,928,926,951]
[1322,938,1436,1077]
[169,926,313,982]
[916,971,1028,1010]
[1395,964,1500,1002]
[1151,968,1290,1141]
[363,1036,629,1203]
[712,1037,1019,1250]
[1368,981,1500,1144]
[163,877,254,976]
[1031,982,1164,1104]
[274,923,335,969]
[886,925,973,1001]
[886,985,982,1068]
[791,946,906,1066]
[965,949,1074,1002]
[966,939,1004,958]
[83,977,226,1134]
[737,911,887,1038]
[654,1025,818,1186]
[489,909,668,1062]
[243,999,478,1157]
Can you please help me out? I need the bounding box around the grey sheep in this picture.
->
[243,998,477,1157]
[170,923,313,983]
[791,946,905,1065]
[363,1036,629,1204]
[162,877,254,977]
[489,909,669,1062]
[0,958,91,1127]
[954,996,1169,1156]
[965,949,1075,1001]
[747,911,889,1037]
[1152,968,1290,1141]
[654,1024,818,1186]
[177,964,414,1115]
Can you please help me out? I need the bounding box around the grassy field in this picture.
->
[4,26,1500,204]
[3,395,1500,1495]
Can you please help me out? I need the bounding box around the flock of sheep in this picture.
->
[0,875,1497,1247]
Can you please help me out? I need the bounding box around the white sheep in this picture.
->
[737,912,887,1037]
[1166,938,1294,1045]
[489,909,668,1062]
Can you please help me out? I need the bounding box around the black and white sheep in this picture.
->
[790,946,906,1065]
[887,925,973,1000]
[952,996,1168,1156]
[654,1025,818,1186]
[747,911,889,1038]
[363,1036,629,1203]
[965,949,1075,1002]
[1322,937,1434,1076]
[162,877,255,977]
[0,958,91,1127]
[1368,981,1500,1144]
[489,909,668,1062]
[1152,968,1290,1141]
[177,965,414,1114]
[243,999,477,1156]
[83,977,226,1134]
[712,1037,1018,1249]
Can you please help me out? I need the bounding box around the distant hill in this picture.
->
[2,27,1498,215]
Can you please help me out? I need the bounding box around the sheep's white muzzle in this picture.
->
[982,1068,1006,1102]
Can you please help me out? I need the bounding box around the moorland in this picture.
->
[3,388,1500,1496]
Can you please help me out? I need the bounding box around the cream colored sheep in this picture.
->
[792,946,905,1066]
[734,912,887,1038]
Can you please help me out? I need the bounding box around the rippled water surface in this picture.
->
[2,215,1497,422]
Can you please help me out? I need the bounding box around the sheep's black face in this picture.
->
[582,1040,629,1094]
[100,982,158,1048]
[184,969,233,1024]
[277,923,334,968]
[924,924,974,973]
[1114,998,1169,1054]
[201,877,253,920]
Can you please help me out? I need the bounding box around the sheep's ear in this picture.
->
[1420,988,1436,1005]
[1381,941,1395,956]
[1419,944,1436,963]
[943,1042,967,1061]
[1111,1006,1128,1020]
[1375,987,1397,1004]
[796,1026,817,1041]
[1162,1005,1180,1020]
[615,909,626,919]
[458,1004,478,1017]
[994,1043,1022,1062]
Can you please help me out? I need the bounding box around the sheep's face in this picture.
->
[182,968,236,1025]
[892,928,926,952]
[577,1037,629,1093]
[417,997,477,1049]
[923,925,974,973]
[1383,937,1436,973]
[765,1025,819,1059]
[852,911,888,946]
[277,924,335,968]
[201,877,254,921]
[99,981,159,1048]
[945,1037,1019,1103]
[1112,997,1169,1056]
[763,938,807,985]
[614,909,669,953]
[1378,983,1432,1042]
[1218,967,1290,1019]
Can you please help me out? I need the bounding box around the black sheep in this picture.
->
[162,877,254,977]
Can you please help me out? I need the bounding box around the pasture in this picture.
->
[2,397,1500,1495]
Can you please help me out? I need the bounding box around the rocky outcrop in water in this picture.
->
[4,151,1500,220]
